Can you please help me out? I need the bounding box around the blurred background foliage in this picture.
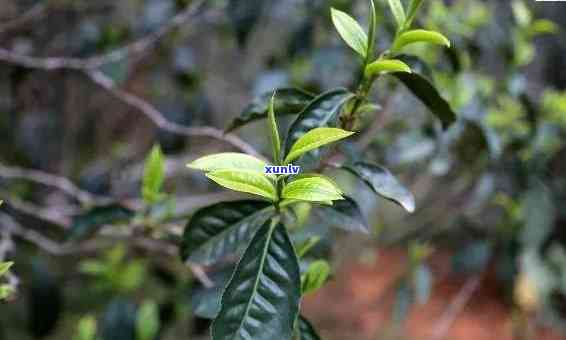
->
[1,0,566,339]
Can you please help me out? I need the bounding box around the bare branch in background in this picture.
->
[85,70,262,157]
[0,3,47,36]
[0,0,206,70]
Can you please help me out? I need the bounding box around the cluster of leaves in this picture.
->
[180,0,456,338]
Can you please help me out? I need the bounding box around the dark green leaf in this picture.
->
[227,0,267,47]
[68,204,134,241]
[28,261,62,338]
[392,72,457,129]
[296,316,322,340]
[191,267,234,319]
[366,0,377,62]
[142,144,165,204]
[100,299,137,340]
[226,88,314,133]
[342,162,415,213]
[212,221,301,340]
[180,200,273,265]
[317,195,369,233]
[285,88,354,156]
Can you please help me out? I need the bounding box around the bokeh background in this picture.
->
[1,0,566,339]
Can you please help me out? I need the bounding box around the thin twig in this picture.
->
[0,3,47,35]
[429,275,483,340]
[0,0,206,70]
[85,70,262,157]
[0,162,111,205]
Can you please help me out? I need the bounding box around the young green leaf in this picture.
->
[301,260,331,294]
[387,0,406,28]
[393,29,450,52]
[206,169,277,201]
[188,152,271,176]
[0,284,14,300]
[285,88,354,156]
[73,316,97,340]
[136,301,160,340]
[142,144,165,204]
[393,71,457,129]
[296,316,322,340]
[268,93,282,164]
[180,200,273,265]
[367,0,378,62]
[226,88,314,133]
[211,221,301,340]
[284,127,355,164]
[0,261,13,276]
[365,59,412,77]
[405,0,424,28]
[282,177,343,202]
[317,195,369,233]
[330,8,368,58]
[342,162,415,213]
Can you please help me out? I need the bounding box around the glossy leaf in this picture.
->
[211,221,301,340]
[142,144,165,204]
[405,0,424,28]
[284,127,355,164]
[180,200,273,265]
[330,8,368,58]
[343,162,415,213]
[365,59,412,77]
[268,94,282,164]
[393,29,450,51]
[206,169,277,200]
[317,195,369,233]
[0,262,13,276]
[393,72,457,129]
[68,204,134,241]
[387,0,406,28]
[282,177,343,202]
[188,153,271,177]
[191,268,234,319]
[296,316,322,340]
[226,88,314,133]
[285,88,354,156]
[301,260,331,294]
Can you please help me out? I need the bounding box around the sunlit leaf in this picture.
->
[284,127,355,164]
[226,88,314,133]
[211,221,301,340]
[180,200,273,265]
[285,88,354,156]
[365,59,412,77]
[0,261,13,277]
[393,29,450,52]
[206,169,277,201]
[342,162,415,213]
[301,260,331,294]
[142,144,165,204]
[330,8,368,58]
[282,177,343,202]
[188,152,272,178]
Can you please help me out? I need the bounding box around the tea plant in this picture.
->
[180,1,456,339]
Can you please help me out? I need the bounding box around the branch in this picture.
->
[0,162,111,205]
[0,0,206,70]
[429,275,482,340]
[0,3,47,36]
[85,70,262,157]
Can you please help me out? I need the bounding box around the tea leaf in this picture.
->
[365,59,412,77]
[301,260,331,294]
[142,144,165,204]
[268,94,282,164]
[282,177,343,202]
[393,29,450,51]
[331,8,368,58]
[387,0,406,28]
[284,127,355,164]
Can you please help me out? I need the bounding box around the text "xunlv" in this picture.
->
[265,164,301,175]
